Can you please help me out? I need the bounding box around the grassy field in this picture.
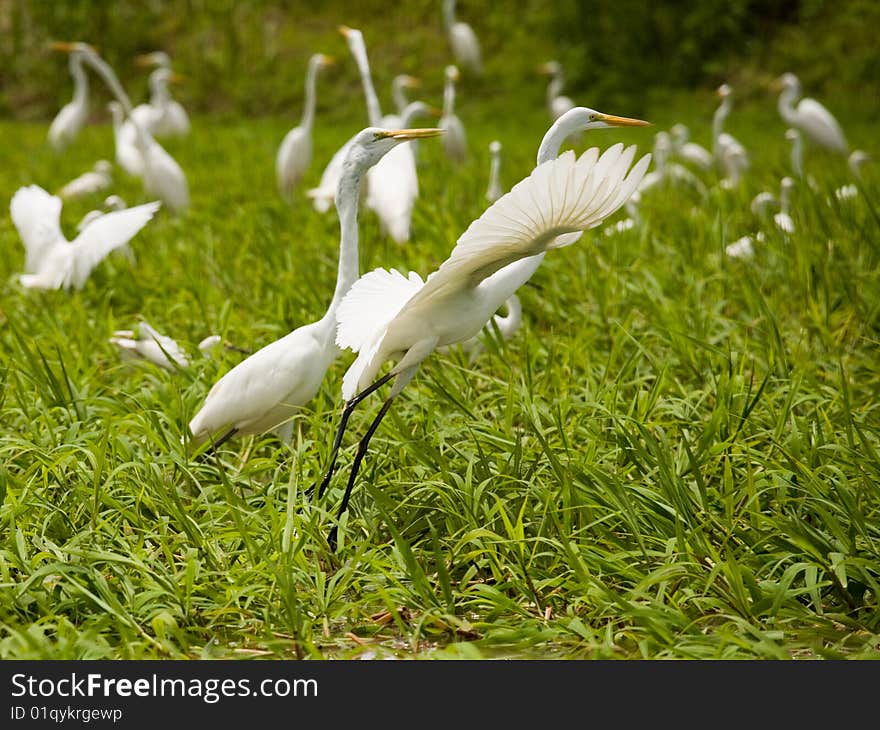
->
[1,83,879,659]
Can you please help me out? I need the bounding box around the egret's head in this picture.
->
[395,74,421,89]
[538,61,561,75]
[561,107,651,133]
[717,84,732,98]
[94,160,113,175]
[135,51,171,68]
[670,123,688,139]
[107,100,123,121]
[445,65,460,82]
[197,335,223,357]
[772,73,799,92]
[489,140,502,154]
[346,127,444,171]
[784,128,800,143]
[849,150,870,174]
[781,176,795,193]
[50,41,97,57]
[400,102,443,127]
[104,195,126,211]
[312,53,335,69]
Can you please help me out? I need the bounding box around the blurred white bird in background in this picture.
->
[485,140,503,203]
[58,159,113,200]
[726,235,758,260]
[110,320,191,370]
[774,176,796,234]
[442,0,482,75]
[10,184,160,291]
[785,128,803,179]
[187,127,444,449]
[76,194,127,232]
[713,84,749,188]
[669,123,713,171]
[276,53,335,199]
[390,75,421,120]
[775,72,847,154]
[440,65,467,163]
[835,150,870,201]
[47,42,93,152]
[539,61,575,122]
[135,51,191,137]
[108,101,144,177]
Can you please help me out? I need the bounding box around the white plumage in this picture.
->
[440,65,467,163]
[443,0,482,75]
[58,160,113,200]
[10,185,160,291]
[110,321,190,370]
[776,73,847,154]
[48,46,91,152]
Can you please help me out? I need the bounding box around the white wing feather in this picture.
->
[336,268,424,353]
[796,98,847,153]
[10,185,64,272]
[68,201,161,289]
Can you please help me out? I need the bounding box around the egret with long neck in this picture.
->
[48,44,91,152]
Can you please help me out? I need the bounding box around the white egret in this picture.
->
[77,194,126,232]
[450,293,522,361]
[442,0,482,75]
[539,61,575,122]
[725,235,757,260]
[485,140,503,203]
[308,26,382,214]
[135,51,191,137]
[775,73,847,154]
[439,65,467,163]
[58,159,113,200]
[108,101,144,177]
[774,177,796,234]
[76,45,190,214]
[276,53,335,199]
[316,107,650,547]
[750,191,778,219]
[835,151,870,201]
[187,127,443,448]
[10,185,160,291]
[197,335,252,359]
[713,84,749,188]
[637,132,707,199]
[669,123,713,171]
[390,75,421,119]
[48,42,92,152]
[110,321,190,370]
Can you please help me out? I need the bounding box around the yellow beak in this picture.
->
[379,128,445,141]
[402,75,421,88]
[596,113,651,128]
[338,25,353,37]
[319,55,336,66]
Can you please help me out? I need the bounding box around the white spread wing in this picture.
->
[336,267,425,353]
[68,201,161,289]
[10,185,64,272]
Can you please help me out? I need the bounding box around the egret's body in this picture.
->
[540,61,575,121]
[713,84,749,188]
[135,52,190,137]
[317,106,650,546]
[776,73,847,154]
[485,140,503,203]
[48,46,91,152]
[670,123,713,171]
[276,53,333,199]
[110,321,190,370]
[440,65,467,163]
[109,102,145,177]
[187,127,442,447]
[59,160,113,200]
[10,185,160,291]
[443,0,482,75]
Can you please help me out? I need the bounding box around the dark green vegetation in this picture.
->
[1,1,879,659]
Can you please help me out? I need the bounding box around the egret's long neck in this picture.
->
[780,181,791,214]
[712,97,730,155]
[488,150,501,190]
[323,161,364,324]
[301,58,320,130]
[392,78,409,115]
[443,76,456,117]
[790,137,803,178]
[443,0,456,30]
[547,73,564,107]
[778,86,798,125]
[495,295,522,338]
[71,55,89,106]
[349,37,382,126]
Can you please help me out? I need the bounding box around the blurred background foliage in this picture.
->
[0,0,878,122]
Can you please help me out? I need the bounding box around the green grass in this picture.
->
[1,90,879,659]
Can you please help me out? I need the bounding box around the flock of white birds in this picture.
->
[9,3,870,546]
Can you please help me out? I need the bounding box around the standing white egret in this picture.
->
[47,42,93,152]
[390,75,421,119]
[316,107,650,547]
[58,159,113,200]
[135,51,191,137]
[775,73,847,154]
[10,185,160,291]
[485,140,503,203]
[440,65,467,163]
[110,320,190,370]
[276,53,335,199]
[637,132,707,199]
[73,44,190,214]
[835,150,870,201]
[713,84,749,188]
[442,0,482,75]
[539,61,575,122]
[670,123,713,171]
[187,127,443,448]
[108,101,144,177]
[774,177,796,234]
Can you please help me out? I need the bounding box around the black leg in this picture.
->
[313,371,395,501]
[327,396,395,551]
[194,427,238,463]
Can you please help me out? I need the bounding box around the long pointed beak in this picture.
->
[597,113,651,128]
[403,75,421,88]
[169,72,186,84]
[381,128,445,140]
[319,55,336,66]
[135,54,155,67]
[49,41,76,52]
[426,106,443,118]
[338,25,353,37]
